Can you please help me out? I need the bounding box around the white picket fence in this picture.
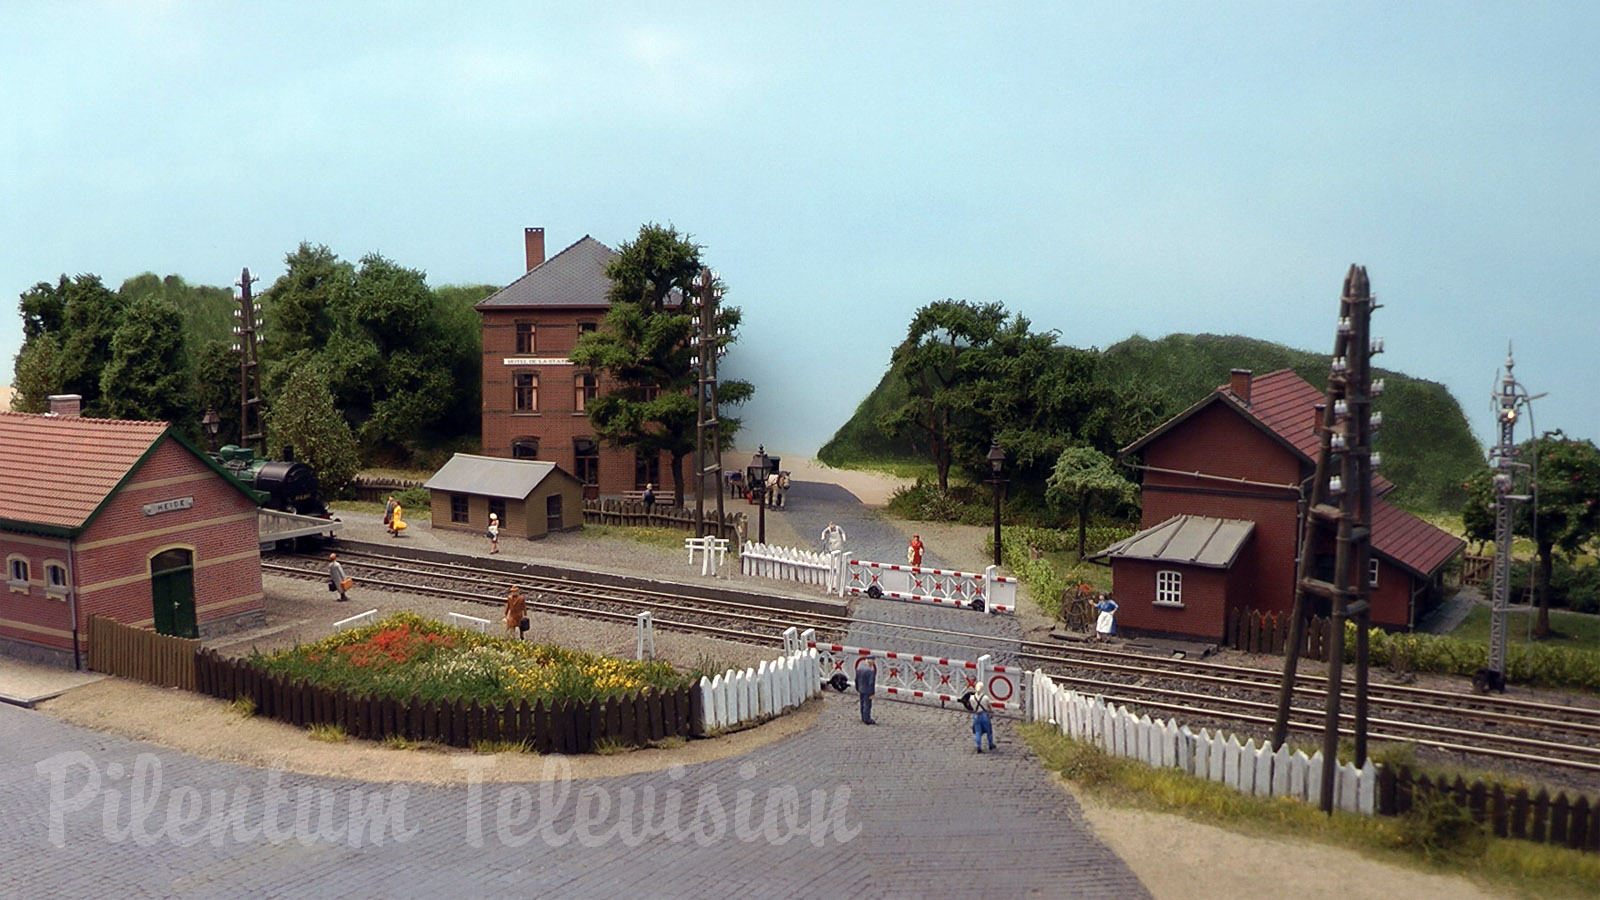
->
[697,631,823,732]
[739,542,840,589]
[1028,672,1377,815]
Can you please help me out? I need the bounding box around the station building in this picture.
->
[0,396,264,667]
[475,228,678,500]
[1094,369,1463,641]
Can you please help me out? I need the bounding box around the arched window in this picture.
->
[7,555,30,593]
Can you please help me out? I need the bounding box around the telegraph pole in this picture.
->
[234,268,264,454]
[1271,264,1383,811]
[692,268,727,538]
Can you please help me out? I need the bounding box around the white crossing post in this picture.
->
[636,611,655,660]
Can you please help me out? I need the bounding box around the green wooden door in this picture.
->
[151,549,197,638]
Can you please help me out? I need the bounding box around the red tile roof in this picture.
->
[1372,497,1465,578]
[0,412,172,533]
[1238,370,1324,460]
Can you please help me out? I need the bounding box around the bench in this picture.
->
[621,490,678,506]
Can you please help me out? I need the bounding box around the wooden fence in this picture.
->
[740,542,836,589]
[1226,608,1333,661]
[88,615,199,690]
[1459,555,1492,587]
[193,649,701,752]
[1381,767,1598,852]
[583,498,745,542]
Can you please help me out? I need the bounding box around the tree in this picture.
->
[98,294,192,424]
[192,339,242,445]
[1462,431,1600,636]
[569,224,752,502]
[880,300,1007,491]
[10,334,60,413]
[1046,445,1139,559]
[266,365,360,498]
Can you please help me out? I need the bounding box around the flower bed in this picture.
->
[252,611,686,704]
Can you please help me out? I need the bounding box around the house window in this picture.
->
[1369,558,1380,588]
[7,556,29,593]
[574,438,599,486]
[575,374,598,411]
[578,321,598,334]
[515,322,536,354]
[635,452,660,491]
[489,498,507,524]
[450,494,469,523]
[44,562,68,599]
[511,438,540,460]
[1155,570,1183,607]
[514,373,538,412]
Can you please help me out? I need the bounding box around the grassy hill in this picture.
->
[820,332,1484,513]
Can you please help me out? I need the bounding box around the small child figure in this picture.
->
[488,513,500,554]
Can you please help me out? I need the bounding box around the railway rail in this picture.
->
[268,547,1600,782]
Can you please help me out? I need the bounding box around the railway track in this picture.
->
[268,547,1600,781]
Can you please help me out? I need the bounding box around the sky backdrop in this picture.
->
[3,2,1596,458]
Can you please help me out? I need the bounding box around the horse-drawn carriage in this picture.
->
[733,453,790,508]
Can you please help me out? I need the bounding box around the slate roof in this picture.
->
[423,454,578,500]
[1089,515,1255,569]
[0,411,257,536]
[474,235,618,309]
[1372,496,1465,578]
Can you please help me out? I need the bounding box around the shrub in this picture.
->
[1351,621,1600,692]
[1389,790,1488,861]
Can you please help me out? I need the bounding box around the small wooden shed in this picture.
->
[423,454,584,540]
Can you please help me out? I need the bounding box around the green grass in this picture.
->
[1452,605,1600,658]
[307,723,348,743]
[580,524,698,551]
[472,739,531,754]
[1020,722,1600,898]
[226,696,256,718]
[822,458,940,481]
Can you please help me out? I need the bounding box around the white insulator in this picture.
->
[1331,356,1348,374]
[1370,336,1385,354]
[1330,433,1347,451]
[1334,399,1349,418]
[1371,412,1384,429]
[1371,378,1385,397]
[1371,452,1382,470]
[1337,317,1352,333]
[1329,475,1344,494]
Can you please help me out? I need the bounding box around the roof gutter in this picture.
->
[1122,462,1301,494]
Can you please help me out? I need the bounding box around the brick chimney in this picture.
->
[47,394,82,417]
[1228,369,1253,403]
[524,227,546,272]
[1311,402,1326,436]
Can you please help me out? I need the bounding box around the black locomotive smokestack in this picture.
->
[282,446,295,462]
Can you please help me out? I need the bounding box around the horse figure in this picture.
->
[765,471,791,508]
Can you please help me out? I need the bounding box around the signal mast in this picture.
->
[1476,347,1539,693]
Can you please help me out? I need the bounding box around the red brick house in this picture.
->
[0,397,265,667]
[1093,369,1463,641]
[476,228,676,499]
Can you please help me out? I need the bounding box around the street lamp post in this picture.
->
[755,444,768,544]
[201,408,221,452]
[987,439,1006,567]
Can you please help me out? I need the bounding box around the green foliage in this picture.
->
[118,272,235,348]
[99,294,193,424]
[9,334,59,413]
[1354,621,1600,691]
[48,274,126,414]
[1390,790,1488,861]
[191,339,242,446]
[393,485,431,510]
[817,365,919,465]
[307,722,349,743]
[265,366,361,498]
[1046,446,1139,558]
[570,224,752,499]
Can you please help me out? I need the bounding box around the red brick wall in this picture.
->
[1112,558,1231,641]
[1,534,75,650]
[480,307,675,496]
[1138,402,1307,616]
[73,439,262,638]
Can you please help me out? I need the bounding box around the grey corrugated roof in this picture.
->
[1089,515,1255,569]
[474,235,617,309]
[423,454,574,499]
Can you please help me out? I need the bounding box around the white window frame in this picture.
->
[7,555,30,594]
[1154,569,1183,607]
[44,560,69,600]
[1369,558,1380,588]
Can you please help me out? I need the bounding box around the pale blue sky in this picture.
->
[3,2,1596,457]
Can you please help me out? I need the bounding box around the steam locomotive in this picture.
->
[214,445,331,518]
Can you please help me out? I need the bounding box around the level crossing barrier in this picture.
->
[842,558,1017,614]
[803,630,1025,716]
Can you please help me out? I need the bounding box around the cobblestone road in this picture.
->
[3,698,1147,899]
